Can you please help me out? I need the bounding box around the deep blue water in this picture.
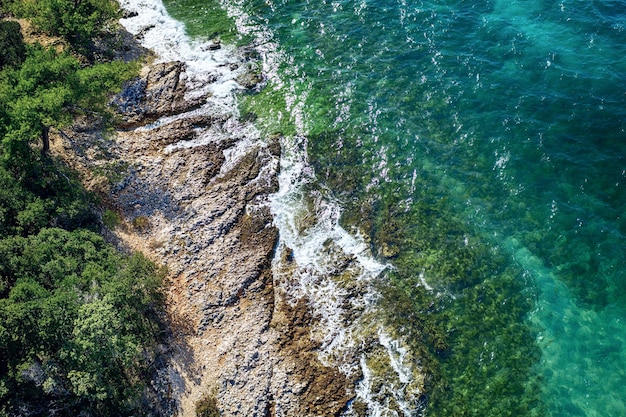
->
[163,0,626,415]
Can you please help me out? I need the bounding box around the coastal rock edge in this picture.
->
[52,58,354,416]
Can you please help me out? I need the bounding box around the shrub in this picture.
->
[102,209,120,229]
[196,394,220,417]
[132,215,150,231]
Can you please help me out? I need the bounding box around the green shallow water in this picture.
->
[163,0,626,415]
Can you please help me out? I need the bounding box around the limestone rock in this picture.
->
[55,60,356,417]
[113,61,204,128]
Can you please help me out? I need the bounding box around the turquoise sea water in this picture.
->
[162,0,626,415]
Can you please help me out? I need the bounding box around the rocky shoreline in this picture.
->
[52,34,354,416]
[49,0,430,413]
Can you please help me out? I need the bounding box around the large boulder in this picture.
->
[113,61,204,128]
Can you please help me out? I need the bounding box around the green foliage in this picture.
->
[102,209,120,228]
[196,394,220,417]
[0,156,98,236]
[0,44,137,164]
[0,165,27,235]
[76,59,140,112]
[15,0,120,51]
[0,228,165,415]
[0,9,160,416]
[0,20,25,69]
[0,45,80,162]
[0,129,163,416]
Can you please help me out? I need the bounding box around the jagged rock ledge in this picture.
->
[52,43,354,417]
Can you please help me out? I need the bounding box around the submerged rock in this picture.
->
[235,63,264,90]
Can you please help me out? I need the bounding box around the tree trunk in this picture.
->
[41,125,50,157]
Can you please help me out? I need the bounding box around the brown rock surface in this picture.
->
[52,59,354,416]
[112,61,204,128]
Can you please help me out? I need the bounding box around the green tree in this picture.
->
[0,7,159,415]
[0,44,137,163]
[16,0,120,51]
[0,45,81,161]
[0,228,164,415]
[67,298,140,406]
[0,165,28,237]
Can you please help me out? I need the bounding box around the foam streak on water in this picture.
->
[266,52,425,417]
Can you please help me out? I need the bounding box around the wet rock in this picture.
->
[135,24,156,40]
[269,296,355,416]
[239,45,261,62]
[236,66,263,90]
[207,40,221,50]
[122,9,139,18]
[150,116,216,149]
[145,62,202,117]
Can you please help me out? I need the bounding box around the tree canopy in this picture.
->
[10,0,120,52]
[0,20,25,69]
[0,44,137,165]
[0,3,166,415]
[0,229,165,415]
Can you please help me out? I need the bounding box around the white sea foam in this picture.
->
[265,54,422,417]
[119,0,248,111]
